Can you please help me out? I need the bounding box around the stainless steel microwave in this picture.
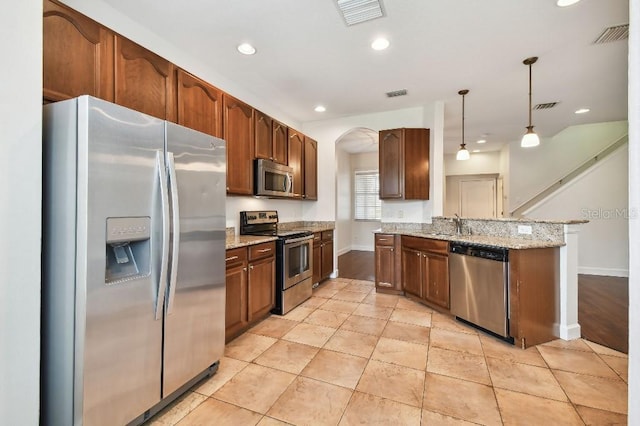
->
[254,159,294,198]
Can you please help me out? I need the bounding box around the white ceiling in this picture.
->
[101,0,628,154]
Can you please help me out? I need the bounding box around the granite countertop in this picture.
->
[433,216,589,225]
[375,229,564,250]
[226,234,278,250]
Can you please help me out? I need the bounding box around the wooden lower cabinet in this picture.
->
[509,247,560,348]
[375,234,402,293]
[400,236,450,310]
[312,230,334,284]
[225,242,275,342]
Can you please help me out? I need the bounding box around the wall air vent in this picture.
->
[386,89,407,98]
[594,24,629,44]
[534,102,559,110]
[336,0,384,26]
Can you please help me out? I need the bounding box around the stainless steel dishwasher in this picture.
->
[449,242,511,340]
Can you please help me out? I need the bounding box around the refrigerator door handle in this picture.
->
[156,150,169,320]
[166,151,180,315]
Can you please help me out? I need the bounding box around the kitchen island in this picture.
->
[374,216,586,348]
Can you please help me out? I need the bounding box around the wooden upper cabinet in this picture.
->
[176,69,223,138]
[113,35,175,121]
[272,121,288,165]
[223,95,254,195]
[303,136,318,200]
[288,129,304,198]
[43,0,114,103]
[379,128,430,200]
[254,110,274,160]
[379,129,403,199]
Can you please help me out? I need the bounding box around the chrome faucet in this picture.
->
[454,213,463,235]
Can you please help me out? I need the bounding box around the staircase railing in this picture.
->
[510,134,629,217]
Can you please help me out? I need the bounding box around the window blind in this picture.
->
[354,171,381,220]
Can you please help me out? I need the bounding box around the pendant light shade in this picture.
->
[521,56,540,148]
[456,89,470,161]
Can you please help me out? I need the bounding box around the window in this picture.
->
[354,171,381,220]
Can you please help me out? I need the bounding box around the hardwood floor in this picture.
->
[338,250,375,282]
[338,250,629,353]
[578,274,628,354]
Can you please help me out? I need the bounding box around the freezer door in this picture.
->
[79,97,165,425]
[163,123,227,396]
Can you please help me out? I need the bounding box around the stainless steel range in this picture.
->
[240,211,313,314]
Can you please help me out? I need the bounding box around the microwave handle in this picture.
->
[285,174,293,193]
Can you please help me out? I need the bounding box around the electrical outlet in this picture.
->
[518,225,532,235]
[398,210,404,218]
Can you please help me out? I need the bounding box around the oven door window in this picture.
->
[288,242,310,278]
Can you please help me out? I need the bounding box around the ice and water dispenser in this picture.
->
[105,217,151,283]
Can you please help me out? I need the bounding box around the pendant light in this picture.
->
[456,89,470,161]
[521,56,540,148]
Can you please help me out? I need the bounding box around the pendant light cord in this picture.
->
[528,61,533,128]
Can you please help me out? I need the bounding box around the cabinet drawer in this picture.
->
[313,232,322,244]
[375,234,395,246]
[249,241,276,260]
[226,247,247,267]
[401,236,449,255]
[321,230,333,241]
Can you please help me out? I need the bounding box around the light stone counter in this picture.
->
[225,233,277,250]
[390,231,563,249]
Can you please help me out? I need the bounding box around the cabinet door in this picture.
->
[303,137,318,200]
[255,110,273,160]
[375,245,396,289]
[272,121,288,165]
[312,236,322,284]
[402,247,422,298]
[404,128,430,200]
[225,262,248,341]
[379,129,403,199]
[43,0,114,103]
[176,69,222,138]
[113,36,175,121]
[248,256,275,321]
[288,130,304,198]
[424,253,449,309]
[321,239,334,280]
[223,95,254,195]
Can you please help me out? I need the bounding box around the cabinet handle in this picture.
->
[226,255,239,261]
[257,248,272,253]
[243,267,247,271]
[249,265,254,270]
[378,238,388,241]
[391,248,394,252]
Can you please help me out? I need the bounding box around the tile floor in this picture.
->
[149,278,628,425]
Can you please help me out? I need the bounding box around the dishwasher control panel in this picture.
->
[450,243,508,262]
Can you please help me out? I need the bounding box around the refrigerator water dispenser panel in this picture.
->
[105,217,151,283]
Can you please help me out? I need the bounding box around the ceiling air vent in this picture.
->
[336,0,384,26]
[386,89,407,98]
[534,102,559,110]
[594,24,629,44]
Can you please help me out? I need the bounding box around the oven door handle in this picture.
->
[284,235,313,244]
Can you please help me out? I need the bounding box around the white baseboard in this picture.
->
[559,323,582,341]
[350,244,374,252]
[337,245,374,256]
[578,266,629,277]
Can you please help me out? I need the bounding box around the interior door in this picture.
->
[82,96,165,425]
[460,178,496,218]
[163,123,226,396]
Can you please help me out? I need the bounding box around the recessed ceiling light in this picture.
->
[314,105,326,112]
[557,0,581,6]
[476,139,486,144]
[237,43,256,55]
[472,150,481,153]
[371,37,390,51]
[575,108,590,114]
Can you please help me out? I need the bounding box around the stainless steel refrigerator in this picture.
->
[42,96,226,425]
